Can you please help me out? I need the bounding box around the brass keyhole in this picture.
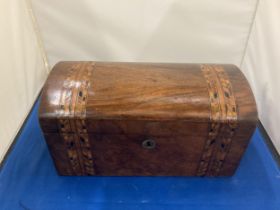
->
[142,139,156,149]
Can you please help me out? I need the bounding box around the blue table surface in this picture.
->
[0,101,280,210]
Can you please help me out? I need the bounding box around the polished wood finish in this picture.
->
[39,62,258,176]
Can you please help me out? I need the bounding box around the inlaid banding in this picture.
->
[57,62,95,175]
[197,65,238,176]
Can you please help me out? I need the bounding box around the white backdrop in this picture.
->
[31,0,258,67]
[1,0,280,161]
[241,0,280,152]
[0,0,48,161]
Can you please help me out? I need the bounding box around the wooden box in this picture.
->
[39,62,257,176]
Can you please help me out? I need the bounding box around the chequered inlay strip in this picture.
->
[197,65,238,176]
[57,62,95,175]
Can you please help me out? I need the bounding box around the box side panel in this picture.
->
[218,122,257,176]
[218,65,258,176]
[196,64,257,176]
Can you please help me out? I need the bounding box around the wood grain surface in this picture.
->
[39,62,258,176]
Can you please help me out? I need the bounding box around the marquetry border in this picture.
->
[57,62,95,175]
[197,65,238,176]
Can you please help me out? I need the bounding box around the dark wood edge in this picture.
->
[257,120,280,169]
[0,89,42,171]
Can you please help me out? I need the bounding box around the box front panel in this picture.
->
[87,121,209,176]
